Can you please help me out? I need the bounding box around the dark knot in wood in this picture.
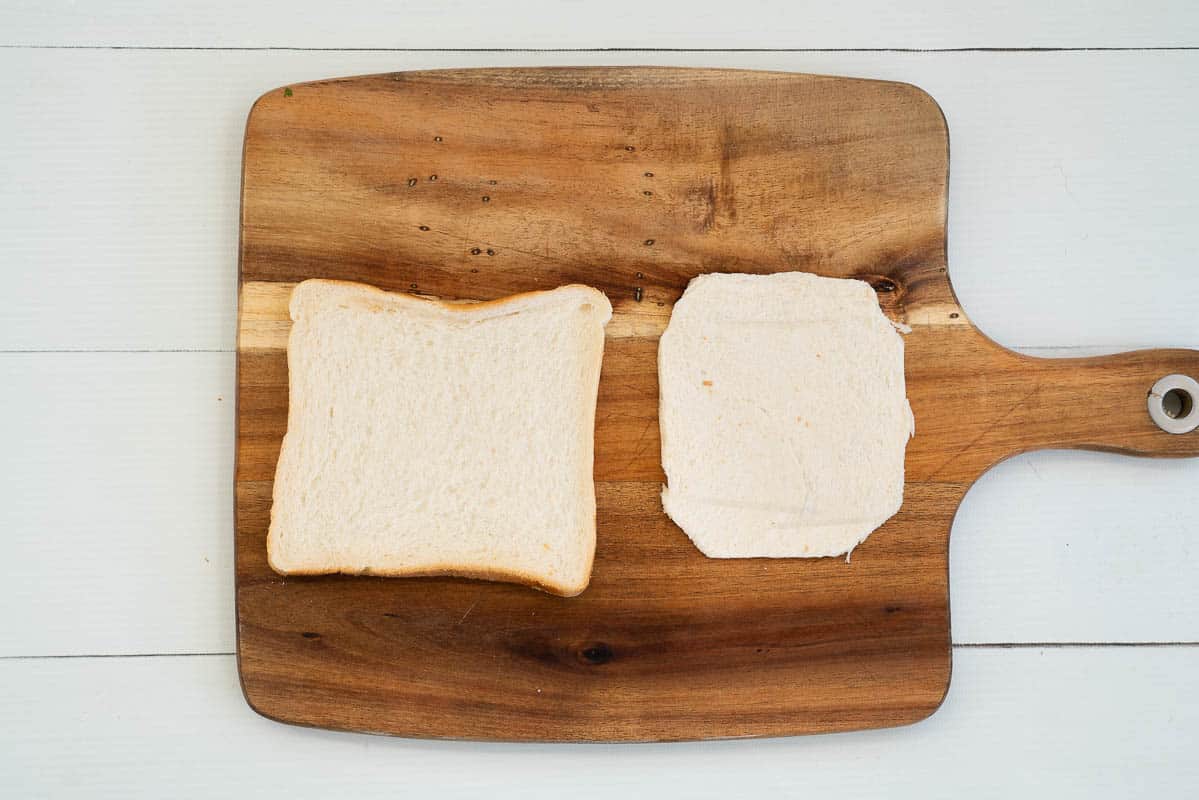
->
[579,642,614,665]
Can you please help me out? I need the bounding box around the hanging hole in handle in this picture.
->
[1162,388,1193,420]
[1148,374,1199,434]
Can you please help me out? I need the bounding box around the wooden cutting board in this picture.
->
[235,67,1199,742]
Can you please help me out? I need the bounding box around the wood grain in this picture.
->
[8,49,1199,353]
[236,67,1199,741]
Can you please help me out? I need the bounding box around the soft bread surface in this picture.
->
[658,272,914,558]
[267,279,612,596]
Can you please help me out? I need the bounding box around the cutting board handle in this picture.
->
[1005,347,1199,458]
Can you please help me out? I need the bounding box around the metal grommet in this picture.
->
[1147,374,1199,434]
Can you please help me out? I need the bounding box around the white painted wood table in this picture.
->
[3,3,1197,796]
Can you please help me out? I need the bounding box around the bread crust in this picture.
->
[287,277,611,322]
[265,557,591,598]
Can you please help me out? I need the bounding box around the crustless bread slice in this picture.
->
[658,272,913,559]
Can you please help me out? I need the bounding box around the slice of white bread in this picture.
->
[267,279,612,596]
[658,272,913,558]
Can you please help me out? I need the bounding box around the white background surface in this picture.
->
[2,3,1197,796]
